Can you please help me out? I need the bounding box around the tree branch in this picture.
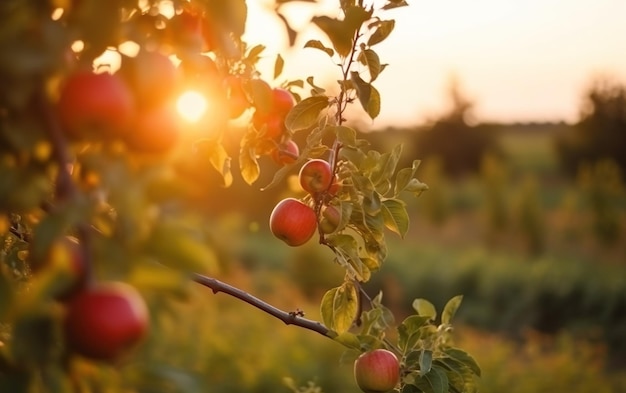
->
[191,272,332,338]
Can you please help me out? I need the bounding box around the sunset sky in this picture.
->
[244,0,626,128]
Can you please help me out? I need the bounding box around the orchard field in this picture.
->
[1,1,625,393]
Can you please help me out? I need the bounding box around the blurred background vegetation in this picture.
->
[101,75,626,392]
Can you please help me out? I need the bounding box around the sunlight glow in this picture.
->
[177,91,208,123]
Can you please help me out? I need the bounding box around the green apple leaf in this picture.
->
[413,298,437,321]
[381,198,409,238]
[441,295,464,325]
[412,366,449,393]
[285,95,329,132]
[358,49,382,82]
[303,39,335,57]
[367,19,395,46]
[274,54,284,79]
[320,281,359,334]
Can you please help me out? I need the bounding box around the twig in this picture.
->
[191,272,332,338]
[35,84,94,284]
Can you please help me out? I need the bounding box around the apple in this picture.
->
[118,50,178,109]
[31,236,87,300]
[124,105,180,153]
[319,205,341,234]
[224,76,250,119]
[354,349,400,393]
[299,159,333,195]
[269,198,317,247]
[327,176,342,196]
[64,282,149,362]
[57,71,134,139]
[253,111,285,140]
[271,140,299,165]
[272,87,295,117]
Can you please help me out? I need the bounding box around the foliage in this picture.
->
[0,0,478,392]
[412,80,500,177]
[367,245,626,363]
[556,76,626,177]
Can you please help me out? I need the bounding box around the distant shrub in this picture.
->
[556,77,626,177]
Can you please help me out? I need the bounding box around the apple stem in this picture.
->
[191,272,332,338]
[36,84,95,285]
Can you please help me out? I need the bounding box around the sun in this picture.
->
[176,90,208,123]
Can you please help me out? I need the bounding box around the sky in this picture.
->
[244,0,626,128]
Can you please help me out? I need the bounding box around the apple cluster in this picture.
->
[57,49,181,154]
[269,158,342,246]
[251,86,301,166]
[32,236,149,363]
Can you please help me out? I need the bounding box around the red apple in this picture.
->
[124,105,180,154]
[327,176,342,196]
[271,140,299,165]
[57,71,134,139]
[269,198,317,247]
[31,236,87,300]
[224,76,250,119]
[118,50,178,109]
[299,159,333,195]
[253,111,285,140]
[354,349,400,393]
[64,282,149,362]
[272,87,295,117]
[319,205,341,234]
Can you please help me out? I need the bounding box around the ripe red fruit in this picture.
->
[224,76,250,119]
[119,50,178,109]
[31,236,87,300]
[269,198,317,247]
[57,71,134,138]
[319,205,341,234]
[64,282,149,362]
[271,140,299,165]
[353,349,400,393]
[299,159,333,195]
[253,111,285,140]
[124,105,180,154]
[327,176,342,196]
[272,88,295,117]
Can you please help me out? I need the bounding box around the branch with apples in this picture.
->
[0,1,480,392]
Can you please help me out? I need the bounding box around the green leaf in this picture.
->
[274,54,284,79]
[419,350,433,377]
[383,0,409,10]
[206,141,233,188]
[248,78,274,114]
[413,298,437,321]
[284,95,329,132]
[441,295,463,325]
[358,49,381,81]
[350,72,380,119]
[312,7,371,57]
[381,198,409,238]
[398,315,431,351]
[239,146,260,185]
[444,348,482,377]
[413,366,449,393]
[146,223,219,275]
[371,144,402,188]
[368,19,395,46]
[334,125,358,147]
[320,281,359,334]
[303,39,335,57]
[367,83,381,119]
[333,332,361,350]
[246,44,266,62]
[394,159,421,196]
